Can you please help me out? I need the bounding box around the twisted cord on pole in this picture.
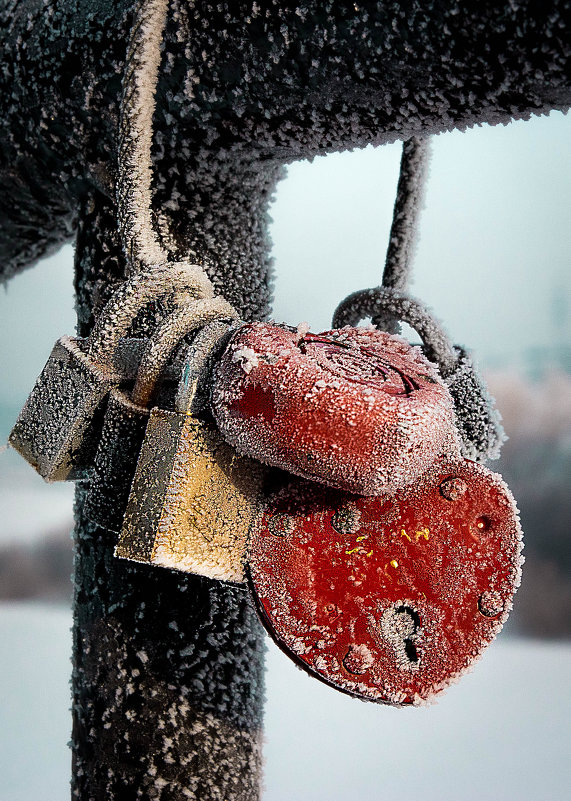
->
[332,136,431,334]
[382,137,431,291]
[117,0,212,302]
[117,0,172,269]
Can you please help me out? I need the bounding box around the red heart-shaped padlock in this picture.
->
[247,457,523,706]
[211,322,460,495]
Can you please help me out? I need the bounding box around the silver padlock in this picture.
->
[116,318,268,584]
[84,297,238,533]
[9,264,211,481]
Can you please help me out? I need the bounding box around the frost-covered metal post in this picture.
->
[0,1,569,798]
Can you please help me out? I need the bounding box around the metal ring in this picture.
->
[131,296,239,408]
[332,287,458,376]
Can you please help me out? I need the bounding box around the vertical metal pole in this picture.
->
[71,192,266,800]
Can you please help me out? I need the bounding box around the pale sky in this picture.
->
[1,110,570,427]
[270,110,571,363]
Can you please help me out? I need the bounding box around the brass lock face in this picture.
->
[116,409,267,583]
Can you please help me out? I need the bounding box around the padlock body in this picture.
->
[9,337,122,481]
[84,388,150,531]
[445,346,505,462]
[211,323,460,495]
[9,336,188,482]
[116,409,267,582]
[248,457,523,706]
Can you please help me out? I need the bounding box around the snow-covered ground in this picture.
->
[1,603,569,801]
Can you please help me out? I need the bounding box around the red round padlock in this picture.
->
[210,322,459,495]
[247,457,523,706]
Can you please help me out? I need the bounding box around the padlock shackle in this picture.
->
[86,262,214,367]
[131,297,239,408]
[331,287,458,376]
[174,319,237,415]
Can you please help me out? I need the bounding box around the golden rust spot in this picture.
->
[383,559,400,580]
[400,528,411,542]
[415,528,430,542]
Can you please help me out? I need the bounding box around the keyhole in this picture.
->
[395,605,420,664]
[379,604,421,671]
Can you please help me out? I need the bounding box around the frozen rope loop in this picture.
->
[86,263,214,368]
[333,288,505,462]
[117,0,215,304]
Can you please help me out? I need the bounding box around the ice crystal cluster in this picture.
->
[0,1,569,799]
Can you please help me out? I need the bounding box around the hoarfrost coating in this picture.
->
[0,0,567,798]
[212,322,461,495]
[249,457,523,706]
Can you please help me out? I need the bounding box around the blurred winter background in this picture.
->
[1,111,570,800]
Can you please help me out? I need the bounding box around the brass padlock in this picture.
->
[85,298,238,533]
[9,264,211,481]
[116,319,268,583]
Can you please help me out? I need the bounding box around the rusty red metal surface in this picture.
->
[211,323,458,495]
[248,457,523,706]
